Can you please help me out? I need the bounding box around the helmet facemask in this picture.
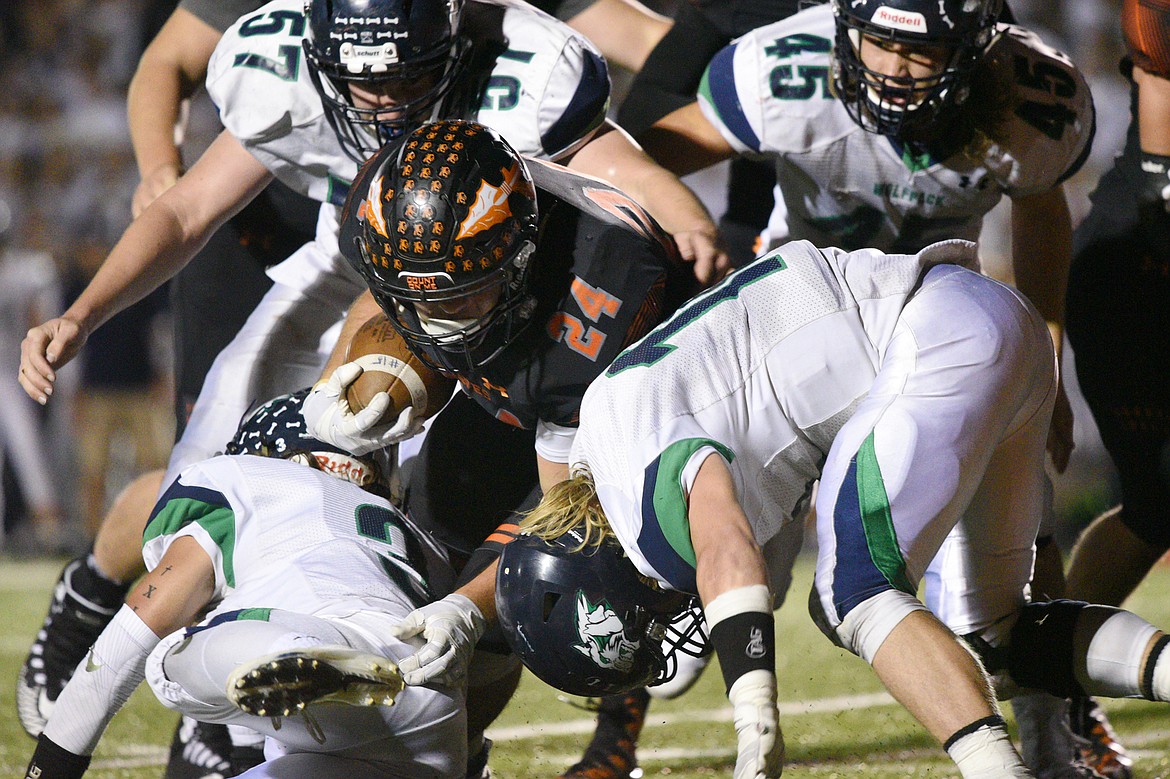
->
[353,121,541,376]
[303,0,468,162]
[365,239,538,374]
[832,0,1001,139]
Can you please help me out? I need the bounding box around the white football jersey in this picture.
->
[142,455,454,620]
[571,239,980,591]
[696,5,1094,251]
[207,0,609,207]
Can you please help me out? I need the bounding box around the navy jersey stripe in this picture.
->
[542,48,610,157]
[699,43,761,152]
[636,457,698,594]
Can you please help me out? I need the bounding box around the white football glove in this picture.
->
[386,594,487,687]
[729,669,784,779]
[302,362,426,456]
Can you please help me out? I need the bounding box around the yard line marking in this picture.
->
[484,691,896,740]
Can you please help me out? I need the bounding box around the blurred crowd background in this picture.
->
[0,0,1133,556]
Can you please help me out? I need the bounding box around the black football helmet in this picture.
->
[226,389,387,486]
[352,120,540,375]
[303,0,467,161]
[495,527,708,697]
[832,0,1003,137]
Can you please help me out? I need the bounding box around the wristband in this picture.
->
[705,584,775,694]
[25,736,91,779]
[1139,151,1170,207]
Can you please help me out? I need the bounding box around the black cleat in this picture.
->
[16,555,126,737]
[559,689,650,779]
[164,717,233,779]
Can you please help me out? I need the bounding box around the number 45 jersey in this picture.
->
[698,4,1094,253]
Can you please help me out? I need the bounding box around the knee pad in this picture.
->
[814,588,928,663]
[1005,600,1089,698]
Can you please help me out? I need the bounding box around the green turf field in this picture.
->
[3,554,1168,778]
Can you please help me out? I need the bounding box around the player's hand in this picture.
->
[673,227,732,288]
[19,317,86,405]
[132,162,182,218]
[1047,378,1074,474]
[728,669,784,779]
[386,594,487,687]
[302,362,425,456]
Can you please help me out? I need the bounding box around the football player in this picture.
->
[14,0,725,754]
[491,239,1170,779]
[1062,1,1170,776]
[22,390,473,779]
[638,0,1091,472]
[301,118,698,774]
[625,0,1097,772]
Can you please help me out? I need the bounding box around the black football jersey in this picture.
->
[340,150,697,430]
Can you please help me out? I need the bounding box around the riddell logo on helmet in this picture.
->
[872,6,928,32]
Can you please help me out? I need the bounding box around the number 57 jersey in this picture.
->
[697,4,1094,253]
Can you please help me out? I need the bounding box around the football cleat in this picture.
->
[559,689,650,779]
[16,555,125,737]
[226,647,403,717]
[164,717,232,779]
[1070,697,1134,779]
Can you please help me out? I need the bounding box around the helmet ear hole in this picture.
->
[541,592,561,621]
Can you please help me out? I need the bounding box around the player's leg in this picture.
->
[812,265,1055,775]
[1064,221,1169,777]
[16,469,162,737]
[147,610,467,778]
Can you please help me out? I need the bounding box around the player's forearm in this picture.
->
[689,455,770,605]
[455,560,500,623]
[127,7,221,179]
[40,606,160,757]
[319,290,384,379]
[569,122,717,236]
[62,201,211,334]
[127,55,187,180]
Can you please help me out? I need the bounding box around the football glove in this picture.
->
[386,594,487,687]
[302,362,425,456]
[729,669,784,779]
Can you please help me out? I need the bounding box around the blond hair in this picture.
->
[520,469,614,552]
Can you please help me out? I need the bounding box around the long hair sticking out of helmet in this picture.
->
[519,470,614,553]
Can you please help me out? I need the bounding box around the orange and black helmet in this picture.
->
[354,120,540,374]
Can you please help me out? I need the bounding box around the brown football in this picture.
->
[343,313,457,421]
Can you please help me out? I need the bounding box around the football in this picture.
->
[343,312,457,421]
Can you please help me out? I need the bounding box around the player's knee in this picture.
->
[809,585,927,663]
[997,599,1090,698]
